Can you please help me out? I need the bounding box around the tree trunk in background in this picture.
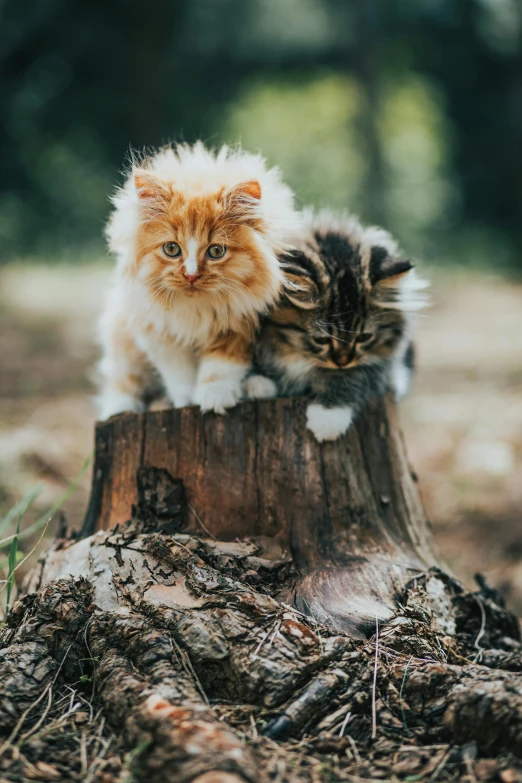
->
[82,396,435,637]
[127,0,185,148]
[353,0,388,227]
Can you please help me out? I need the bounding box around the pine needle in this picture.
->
[399,655,413,730]
[371,616,379,741]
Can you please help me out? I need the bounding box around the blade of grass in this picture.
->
[6,513,53,587]
[0,455,91,552]
[0,486,43,536]
[0,455,92,607]
[6,516,21,612]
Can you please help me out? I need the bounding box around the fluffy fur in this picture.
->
[98,142,299,419]
[245,209,429,441]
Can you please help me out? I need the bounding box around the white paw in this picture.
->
[194,379,242,414]
[306,404,353,442]
[98,391,144,420]
[243,374,277,400]
[166,386,194,408]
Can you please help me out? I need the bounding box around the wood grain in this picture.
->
[81,395,437,635]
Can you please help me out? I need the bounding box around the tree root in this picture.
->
[1,530,521,782]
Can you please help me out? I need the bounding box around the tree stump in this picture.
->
[2,396,522,783]
[81,395,436,637]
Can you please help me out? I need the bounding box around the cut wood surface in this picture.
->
[82,395,436,636]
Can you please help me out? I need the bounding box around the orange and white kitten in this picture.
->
[98,142,298,419]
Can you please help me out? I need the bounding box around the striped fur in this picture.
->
[246,210,429,441]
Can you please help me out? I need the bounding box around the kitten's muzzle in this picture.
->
[184,272,201,285]
[319,357,356,370]
[332,349,354,367]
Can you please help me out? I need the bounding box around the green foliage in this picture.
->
[225,74,366,212]
[1,0,521,268]
[224,73,454,258]
[379,77,453,256]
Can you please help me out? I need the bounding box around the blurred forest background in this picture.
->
[1,0,522,609]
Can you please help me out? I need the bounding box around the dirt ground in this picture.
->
[0,262,521,611]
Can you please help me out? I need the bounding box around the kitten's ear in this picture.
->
[369,246,413,286]
[283,272,320,310]
[134,171,170,202]
[370,245,429,311]
[224,180,262,223]
[230,180,262,201]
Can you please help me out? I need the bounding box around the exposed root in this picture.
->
[1,531,521,782]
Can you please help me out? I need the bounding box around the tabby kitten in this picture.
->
[245,211,428,441]
[98,142,299,420]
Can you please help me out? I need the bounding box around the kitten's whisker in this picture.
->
[317,320,358,333]
[219,281,259,326]
[222,286,257,319]
[316,325,332,339]
[325,310,355,318]
[214,229,230,246]
[316,324,353,345]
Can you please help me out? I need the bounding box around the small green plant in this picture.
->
[6,519,21,612]
[0,485,42,540]
[120,739,152,783]
[0,455,91,615]
[3,487,41,612]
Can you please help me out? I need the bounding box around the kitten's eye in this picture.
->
[163,242,182,258]
[313,336,330,346]
[207,244,227,259]
[357,332,373,344]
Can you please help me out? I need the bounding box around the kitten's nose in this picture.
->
[184,272,201,284]
[334,351,352,367]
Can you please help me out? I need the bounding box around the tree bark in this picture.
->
[2,396,522,782]
[81,395,436,637]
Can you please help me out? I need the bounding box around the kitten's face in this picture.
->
[275,235,412,369]
[303,307,405,368]
[132,174,278,311]
[268,303,405,369]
